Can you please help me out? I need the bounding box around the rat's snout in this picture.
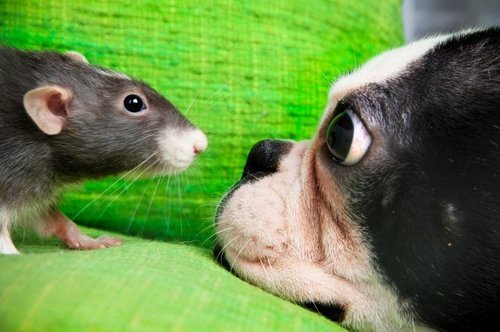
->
[192,129,208,155]
[242,139,292,178]
[156,127,208,173]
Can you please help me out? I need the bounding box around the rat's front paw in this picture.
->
[64,234,123,250]
[40,209,123,251]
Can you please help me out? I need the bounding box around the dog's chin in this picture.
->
[213,241,346,323]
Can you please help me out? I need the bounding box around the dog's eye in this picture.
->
[326,109,371,165]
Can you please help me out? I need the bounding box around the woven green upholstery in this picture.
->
[1,229,344,331]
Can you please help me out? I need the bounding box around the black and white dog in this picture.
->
[214,28,500,331]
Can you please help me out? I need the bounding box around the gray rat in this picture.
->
[0,47,207,254]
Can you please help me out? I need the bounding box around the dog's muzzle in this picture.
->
[213,139,293,269]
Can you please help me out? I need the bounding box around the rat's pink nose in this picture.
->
[193,130,208,155]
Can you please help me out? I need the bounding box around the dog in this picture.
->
[213,27,500,331]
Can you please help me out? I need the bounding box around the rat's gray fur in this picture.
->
[0,47,193,208]
[0,47,198,251]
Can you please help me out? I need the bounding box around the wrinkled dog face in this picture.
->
[215,28,500,331]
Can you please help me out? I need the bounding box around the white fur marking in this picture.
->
[156,128,207,172]
[0,209,19,255]
[321,34,454,126]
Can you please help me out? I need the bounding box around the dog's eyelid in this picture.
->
[331,101,350,119]
[331,101,368,128]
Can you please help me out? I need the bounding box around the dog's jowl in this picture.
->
[214,28,500,331]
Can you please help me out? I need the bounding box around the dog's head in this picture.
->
[214,28,500,331]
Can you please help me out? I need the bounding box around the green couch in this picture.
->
[0,1,402,330]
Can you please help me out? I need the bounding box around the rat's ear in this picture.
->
[64,51,89,64]
[23,85,71,135]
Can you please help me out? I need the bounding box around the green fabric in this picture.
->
[0,228,345,331]
[0,0,403,246]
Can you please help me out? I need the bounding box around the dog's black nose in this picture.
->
[243,139,292,178]
[213,243,231,271]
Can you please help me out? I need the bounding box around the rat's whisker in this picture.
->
[88,154,157,218]
[94,160,159,220]
[183,94,198,116]
[175,175,184,238]
[202,79,233,106]
[188,162,208,192]
[162,164,172,235]
[126,181,150,235]
[71,152,157,220]
[141,167,165,236]
[205,97,229,113]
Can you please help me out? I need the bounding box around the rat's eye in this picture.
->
[326,109,371,166]
[124,94,146,113]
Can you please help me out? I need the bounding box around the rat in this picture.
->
[0,47,208,254]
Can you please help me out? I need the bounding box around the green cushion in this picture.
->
[0,0,403,246]
[1,228,345,331]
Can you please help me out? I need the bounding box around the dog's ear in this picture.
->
[23,85,71,135]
